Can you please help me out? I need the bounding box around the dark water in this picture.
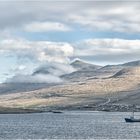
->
[0,111,140,139]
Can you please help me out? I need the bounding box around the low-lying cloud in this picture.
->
[5,62,75,84]
[6,74,62,84]
[33,62,75,76]
[0,39,75,83]
[1,1,140,83]
[1,37,140,83]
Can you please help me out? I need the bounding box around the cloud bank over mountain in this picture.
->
[0,1,140,83]
[0,39,75,83]
[1,38,140,83]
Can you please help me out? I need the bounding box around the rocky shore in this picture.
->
[80,104,140,112]
[38,103,140,113]
[0,104,140,114]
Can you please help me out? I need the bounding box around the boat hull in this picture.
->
[125,118,140,122]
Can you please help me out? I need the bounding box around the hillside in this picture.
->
[1,60,140,112]
[62,60,140,82]
[71,60,101,70]
[61,60,101,81]
[112,67,140,78]
[122,60,140,67]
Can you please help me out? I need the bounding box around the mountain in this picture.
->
[33,60,102,82]
[97,65,124,77]
[1,60,140,112]
[33,68,50,75]
[33,60,140,82]
[97,60,140,77]
[112,67,140,78]
[61,60,102,81]
[62,60,140,82]
[0,83,51,95]
[122,60,140,67]
[71,60,101,71]
[33,63,75,77]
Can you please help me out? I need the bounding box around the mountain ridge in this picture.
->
[62,60,140,81]
[1,59,140,112]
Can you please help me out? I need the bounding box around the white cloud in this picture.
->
[6,62,76,84]
[1,1,140,82]
[0,38,75,83]
[0,39,74,63]
[6,74,62,83]
[75,38,140,54]
[18,65,26,70]
[74,38,140,63]
[67,5,140,33]
[1,1,140,33]
[33,62,75,76]
[24,21,72,32]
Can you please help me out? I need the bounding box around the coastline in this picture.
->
[0,104,139,114]
[44,104,140,112]
[0,107,43,114]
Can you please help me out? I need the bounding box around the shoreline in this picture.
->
[0,107,43,114]
[0,104,140,114]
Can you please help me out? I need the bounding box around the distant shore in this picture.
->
[0,107,43,114]
[0,105,140,114]
[38,104,140,113]
[66,104,140,112]
[0,103,140,114]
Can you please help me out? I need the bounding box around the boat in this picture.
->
[125,118,140,122]
[125,111,140,122]
[51,110,63,113]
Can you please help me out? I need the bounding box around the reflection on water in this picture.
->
[0,111,140,139]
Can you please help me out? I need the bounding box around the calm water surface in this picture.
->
[0,111,140,139]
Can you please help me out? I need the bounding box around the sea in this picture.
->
[0,111,140,139]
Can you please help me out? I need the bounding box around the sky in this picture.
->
[1,0,140,83]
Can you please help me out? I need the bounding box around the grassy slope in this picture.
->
[0,75,140,112]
